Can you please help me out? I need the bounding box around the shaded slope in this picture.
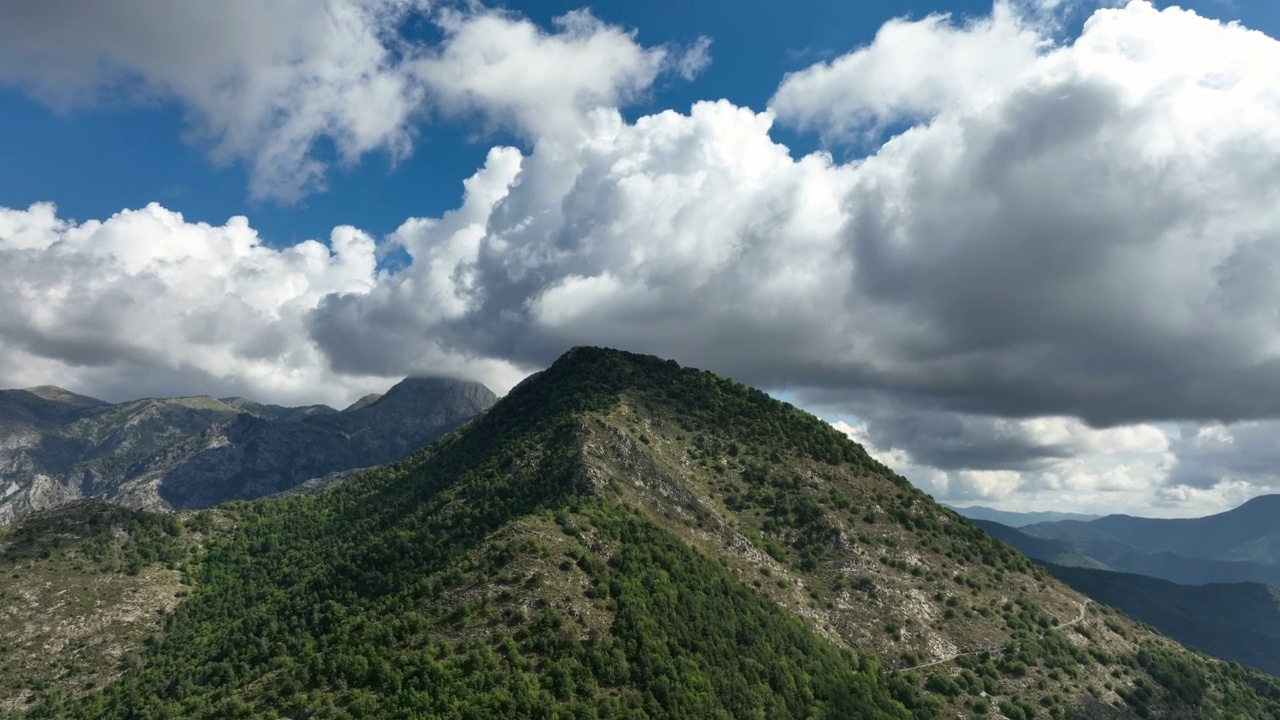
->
[1043,564,1280,677]
[1077,496,1280,563]
[0,394,249,524]
[156,376,497,508]
[0,386,107,426]
[972,519,1112,570]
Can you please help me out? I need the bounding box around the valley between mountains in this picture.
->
[967,501,1280,680]
[3,348,1279,718]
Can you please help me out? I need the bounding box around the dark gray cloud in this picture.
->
[1166,422,1280,491]
[852,404,1085,472]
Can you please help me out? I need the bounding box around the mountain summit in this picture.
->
[4,348,1280,718]
[0,376,496,524]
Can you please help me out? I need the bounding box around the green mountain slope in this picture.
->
[977,521,1280,677]
[5,348,1280,719]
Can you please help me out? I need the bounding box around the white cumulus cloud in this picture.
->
[0,201,523,406]
[412,9,670,143]
[5,1,1280,515]
[0,2,688,202]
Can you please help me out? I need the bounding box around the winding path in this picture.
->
[894,598,1092,674]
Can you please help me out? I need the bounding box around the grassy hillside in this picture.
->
[5,348,1280,719]
[0,502,203,713]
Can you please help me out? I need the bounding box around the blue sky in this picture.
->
[3,0,1280,516]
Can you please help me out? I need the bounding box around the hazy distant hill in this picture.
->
[1042,563,1280,677]
[971,519,1113,570]
[1067,495,1280,565]
[1018,497,1280,585]
[947,504,1100,527]
[4,348,1280,718]
[0,377,496,524]
[977,518,1280,674]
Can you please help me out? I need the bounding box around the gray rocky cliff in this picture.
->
[0,378,497,523]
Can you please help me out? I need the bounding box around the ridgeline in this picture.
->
[4,348,1279,719]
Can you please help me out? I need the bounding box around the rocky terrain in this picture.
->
[0,377,495,525]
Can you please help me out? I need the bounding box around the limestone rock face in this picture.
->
[0,378,496,523]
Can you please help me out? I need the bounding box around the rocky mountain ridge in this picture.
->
[0,376,496,525]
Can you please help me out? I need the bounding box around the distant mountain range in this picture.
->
[974,499,1280,677]
[1027,495,1280,565]
[1042,563,1280,677]
[1007,495,1280,585]
[0,377,496,525]
[946,504,1100,527]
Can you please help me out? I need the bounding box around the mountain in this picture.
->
[0,377,496,525]
[976,519,1280,675]
[1041,564,1280,678]
[1080,495,1280,564]
[949,504,1101,527]
[342,392,383,412]
[218,396,339,422]
[972,519,1113,570]
[0,385,107,425]
[4,347,1280,718]
[1019,497,1280,585]
[979,516,1280,585]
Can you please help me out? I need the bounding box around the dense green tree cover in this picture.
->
[27,348,914,719]
[1,501,185,574]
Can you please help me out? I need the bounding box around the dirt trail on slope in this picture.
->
[895,598,1092,674]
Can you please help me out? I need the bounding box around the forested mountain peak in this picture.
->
[3,348,1280,718]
